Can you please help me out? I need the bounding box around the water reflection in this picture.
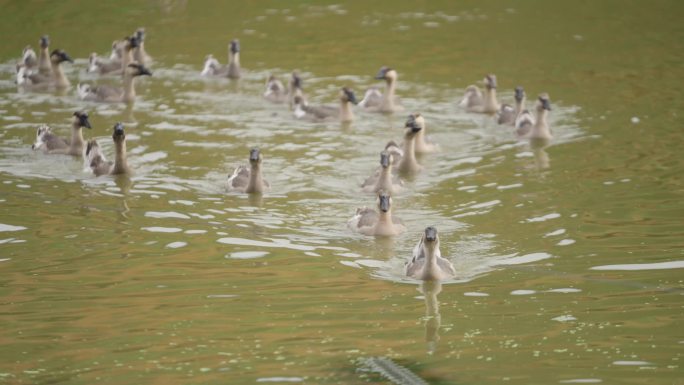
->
[529,137,551,170]
[419,280,443,355]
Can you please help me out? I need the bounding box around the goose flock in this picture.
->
[14,30,554,283]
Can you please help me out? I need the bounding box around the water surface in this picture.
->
[1,1,683,384]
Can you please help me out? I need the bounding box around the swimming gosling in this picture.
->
[85,122,131,176]
[347,190,405,236]
[515,93,552,140]
[405,226,455,281]
[227,148,270,194]
[77,63,152,103]
[31,111,92,156]
[498,86,526,125]
[459,74,500,114]
[361,150,403,195]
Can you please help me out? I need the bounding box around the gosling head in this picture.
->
[126,35,140,50]
[375,66,396,81]
[380,150,391,169]
[230,39,240,54]
[22,46,37,63]
[423,226,440,250]
[341,87,358,104]
[126,63,152,77]
[514,86,525,102]
[537,93,552,111]
[249,147,262,165]
[40,35,49,49]
[290,71,303,89]
[50,49,73,64]
[135,27,146,42]
[484,74,497,90]
[72,111,92,129]
[377,190,392,213]
[293,95,306,107]
[112,122,126,142]
[404,113,423,136]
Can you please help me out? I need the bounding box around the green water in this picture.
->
[1,1,683,384]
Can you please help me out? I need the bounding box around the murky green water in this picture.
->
[1,1,683,384]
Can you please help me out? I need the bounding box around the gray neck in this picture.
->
[339,100,354,122]
[485,87,499,112]
[376,167,392,191]
[112,139,130,174]
[515,96,526,115]
[381,77,395,111]
[377,209,392,225]
[122,48,134,71]
[39,47,51,74]
[52,62,70,88]
[533,109,552,138]
[122,74,136,103]
[229,52,240,66]
[246,163,264,193]
[399,135,418,172]
[70,124,84,154]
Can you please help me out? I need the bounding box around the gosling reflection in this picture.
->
[530,137,551,170]
[420,280,443,354]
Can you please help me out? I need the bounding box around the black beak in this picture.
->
[541,98,552,111]
[405,114,421,133]
[425,226,437,242]
[80,114,92,129]
[231,40,240,54]
[113,122,125,138]
[374,67,388,80]
[40,35,49,48]
[487,75,497,89]
[128,36,140,49]
[379,194,390,213]
[515,87,524,102]
[138,65,152,76]
[249,148,260,162]
[380,152,390,168]
[136,28,145,41]
[345,89,358,104]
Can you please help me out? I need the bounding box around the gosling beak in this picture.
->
[379,194,390,213]
[514,86,524,102]
[61,52,74,63]
[424,226,438,242]
[374,67,388,80]
[81,114,92,129]
[113,122,125,138]
[345,89,358,104]
[139,65,152,76]
[40,35,49,48]
[380,152,390,168]
[231,39,240,54]
[128,36,140,49]
[405,114,421,133]
[249,148,260,162]
[541,98,552,111]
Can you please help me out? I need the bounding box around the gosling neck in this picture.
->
[399,135,419,173]
[376,166,392,192]
[484,87,499,113]
[134,43,147,63]
[111,139,130,175]
[377,208,393,226]
[339,100,354,122]
[51,61,70,88]
[69,123,85,155]
[122,74,136,104]
[533,108,552,139]
[38,47,51,75]
[381,77,396,111]
[227,52,240,79]
[245,162,265,193]
[229,51,240,66]
[122,48,134,71]
[515,96,526,115]
[415,125,428,153]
